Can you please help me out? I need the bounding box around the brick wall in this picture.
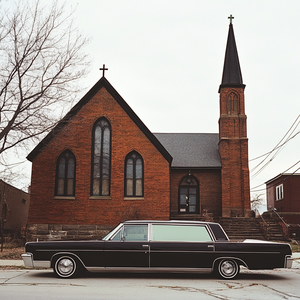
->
[28,86,170,230]
[218,87,251,217]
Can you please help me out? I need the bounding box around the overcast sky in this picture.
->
[2,0,300,210]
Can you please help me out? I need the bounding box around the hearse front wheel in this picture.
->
[54,256,77,278]
[216,259,240,279]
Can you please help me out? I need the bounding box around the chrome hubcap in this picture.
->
[58,258,74,275]
[221,261,235,276]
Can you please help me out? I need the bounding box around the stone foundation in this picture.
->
[222,208,254,218]
[26,224,115,241]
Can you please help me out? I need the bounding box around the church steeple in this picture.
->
[218,17,251,218]
[219,22,245,92]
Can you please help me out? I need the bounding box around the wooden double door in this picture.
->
[178,175,199,214]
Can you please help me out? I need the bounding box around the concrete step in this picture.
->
[170,216,289,241]
[216,218,266,240]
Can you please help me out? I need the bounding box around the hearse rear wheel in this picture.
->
[216,259,240,279]
[54,256,78,278]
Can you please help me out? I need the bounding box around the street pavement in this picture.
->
[1,260,300,300]
[0,253,300,300]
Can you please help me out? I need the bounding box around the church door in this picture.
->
[178,175,199,214]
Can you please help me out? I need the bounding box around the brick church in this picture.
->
[26,21,251,240]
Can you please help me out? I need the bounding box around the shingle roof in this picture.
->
[26,79,221,169]
[154,133,221,168]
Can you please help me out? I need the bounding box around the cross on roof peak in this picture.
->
[228,14,234,24]
[100,64,108,77]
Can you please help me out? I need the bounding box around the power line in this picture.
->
[250,114,300,178]
[251,115,299,172]
[250,163,300,193]
[249,131,299,162]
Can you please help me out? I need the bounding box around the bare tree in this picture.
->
[251,193,264,210]
[0,0,89,164]
[0,0,89,245]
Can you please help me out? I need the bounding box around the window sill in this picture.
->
[53,196,75,200]
[89,196,111,200]
[124,197,144,201]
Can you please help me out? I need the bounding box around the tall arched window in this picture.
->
[91,117,111,196]
[178,175,199,214]
[227,92,239,115]
[125,151,144,197]
[55,150,76,196]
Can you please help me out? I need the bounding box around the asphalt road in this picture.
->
[1,267,300,300]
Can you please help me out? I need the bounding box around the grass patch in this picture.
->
[290,241,300,253]
[0,242,24,260]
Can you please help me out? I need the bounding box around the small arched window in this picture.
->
[55,150,76,196]
[125,151,144,197]
[227,92,239,115]
[91,117,111,196]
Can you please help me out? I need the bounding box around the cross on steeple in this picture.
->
[228,14,234,24]
[100,64,108,77]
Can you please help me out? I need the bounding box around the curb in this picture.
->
[0,260,24,267]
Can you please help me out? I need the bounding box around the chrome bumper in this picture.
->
[285,255,293,269]
[22,253,34,267]
[21,253,51,268]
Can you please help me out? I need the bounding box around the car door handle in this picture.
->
[207,245,214,248]
[142,245,149,248]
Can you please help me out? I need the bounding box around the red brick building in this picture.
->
[0,180,30,235]
[266,173,300,223]
[26,22,251,240]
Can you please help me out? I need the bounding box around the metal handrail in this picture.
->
[254,209,269,238]
[259,212,269,228]
[271,208,289,228]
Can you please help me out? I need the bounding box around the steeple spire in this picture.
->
[219,19,245,92]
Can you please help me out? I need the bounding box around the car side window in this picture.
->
[151,225,212,242]
[110,225,148,241]
[123,225,148,241]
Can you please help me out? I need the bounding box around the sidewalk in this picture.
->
[1,253,299,268]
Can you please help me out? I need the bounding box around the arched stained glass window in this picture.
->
[227,92,239,115]
[91,117,111,196]
[55,150,76,196]
[125,151,144,197]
